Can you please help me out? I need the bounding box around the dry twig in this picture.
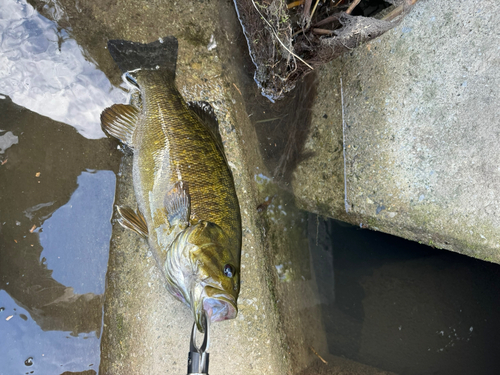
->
[312,28,335,35]
[346,0,361,14]
[382,0,420,21]
[232,83,242,96]
[310,347,328,364]
[287,0,304,9]
[303,0,313,21]
[313,14,340,27]
[309,0,321,23]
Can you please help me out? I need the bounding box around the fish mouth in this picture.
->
[203,295,237,322]
[193,287,237,331]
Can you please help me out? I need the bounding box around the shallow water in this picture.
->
[1,0,500,374]
[307,216,500,374]
[238,43,500,374]
[0,0,125,138]
[0,1,122,373]
[0,98,118,374]
[249,150,500,374]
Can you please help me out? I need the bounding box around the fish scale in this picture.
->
[134,74,238,237]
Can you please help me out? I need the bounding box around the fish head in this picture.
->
[165,221,240,332]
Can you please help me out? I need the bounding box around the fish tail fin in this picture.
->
[107,36,178,78]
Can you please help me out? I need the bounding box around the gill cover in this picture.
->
[164,221,239,331]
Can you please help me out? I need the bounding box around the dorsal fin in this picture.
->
[188,101,226,158]
[101,104,139,148]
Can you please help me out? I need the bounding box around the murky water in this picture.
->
[2,0,500,374]
[248,122,500,374]
[236,34,500,374]
[307,217,500,374]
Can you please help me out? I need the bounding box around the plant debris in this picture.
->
[234,0,418,100]
[310,346,328,364]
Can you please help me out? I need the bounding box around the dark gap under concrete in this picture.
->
[310,215,500,375]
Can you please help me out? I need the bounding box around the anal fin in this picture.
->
[164,181,190,229]
[101,104,139,148]
[116,205,148,237]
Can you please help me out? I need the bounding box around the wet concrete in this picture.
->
[25,0,291,373]
[6,0,495,373]
[292,0,500,263]
[47,2,284,374]
[28,0,403,373]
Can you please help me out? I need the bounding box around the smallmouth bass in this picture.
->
[101,37,241,331]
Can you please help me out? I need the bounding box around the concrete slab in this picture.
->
[26,0,477,373]
[292,0,500,263]
[33,0,288,373]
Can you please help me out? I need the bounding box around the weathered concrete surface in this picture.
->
[30,0,473,373]
[32,0,288,373]
[51,0,403,371]
[293,0,500,263]
[94,6,287,375]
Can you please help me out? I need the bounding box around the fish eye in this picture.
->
[223,264,235,278]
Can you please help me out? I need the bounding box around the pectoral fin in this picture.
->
[164,181,190,228]
[101,104,139,148]
[116,205,148,237]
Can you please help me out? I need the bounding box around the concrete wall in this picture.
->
[292,0,500,263]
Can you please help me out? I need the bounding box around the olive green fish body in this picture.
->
[132,71,240,247]
[101,37,241,329]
